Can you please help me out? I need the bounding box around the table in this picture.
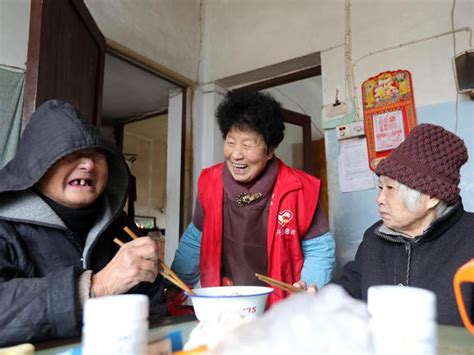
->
[437,325,474,354]
[35,315,198,355]
[35,322,474,354]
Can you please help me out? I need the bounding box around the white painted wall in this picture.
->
[84,0,202,81]
[191,83,227,205]
[200,0,345,83]
[0,0,30,69]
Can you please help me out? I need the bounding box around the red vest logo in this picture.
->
[278,209,293,226]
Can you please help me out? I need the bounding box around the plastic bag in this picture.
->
[211,284,372,354]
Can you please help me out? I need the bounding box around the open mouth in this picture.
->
[69,178,93,187]
[232,163,247,169]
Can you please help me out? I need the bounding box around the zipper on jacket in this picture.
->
[404,242,413,286]
[64,230,84,256]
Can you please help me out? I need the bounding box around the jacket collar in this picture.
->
[0,190,65,228]
[0,188,116,268]
[222,157,279,202]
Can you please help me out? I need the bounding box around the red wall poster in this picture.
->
[362,70,417,171]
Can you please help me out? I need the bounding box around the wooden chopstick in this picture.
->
[120,227,194,295]
[255,273,302,294]
[123,226,139,240]
[159,263,194,294]
[113,238,125,246]
[112,237,194,294]
[158,270,190,293]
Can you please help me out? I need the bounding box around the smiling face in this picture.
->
[377,176,439,237]
[35,149,109,208]
[224,127,274,183]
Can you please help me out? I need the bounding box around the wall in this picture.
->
[0,1,201,80]
[0,0,30,68]
[123,114,168,229]
[321,0,474,272]
[265,76,324,140]
[84,0,202,81]
[200,0,344,83]
[166,90,184,265]
[196,0,474,274]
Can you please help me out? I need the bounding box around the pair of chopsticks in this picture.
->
[255,273,302,294]
[114,227,194,295]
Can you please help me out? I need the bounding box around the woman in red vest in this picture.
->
[171,91,335,306]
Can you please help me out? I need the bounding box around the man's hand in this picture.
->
[293,280,318,294]
[92,236,160,297]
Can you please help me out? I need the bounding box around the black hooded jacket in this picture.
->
[0,100,166,346]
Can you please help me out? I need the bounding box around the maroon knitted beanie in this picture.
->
[376,123,468,204]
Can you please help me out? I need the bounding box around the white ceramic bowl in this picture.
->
[186,286,274,321]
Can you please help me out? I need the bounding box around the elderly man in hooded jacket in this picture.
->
[0,100,167,346]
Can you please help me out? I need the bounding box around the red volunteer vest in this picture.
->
[198,159,320,306]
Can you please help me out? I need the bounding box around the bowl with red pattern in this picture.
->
[186,286,273,322]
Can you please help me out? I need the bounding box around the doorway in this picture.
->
[101,43,193,263]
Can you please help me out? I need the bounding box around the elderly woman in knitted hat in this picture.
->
[334,123,473,326]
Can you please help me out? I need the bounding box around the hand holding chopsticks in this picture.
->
[92,228,166,296]
[255,273,303,294]
[114,227,194,295]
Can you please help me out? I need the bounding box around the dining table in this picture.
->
[34,316,474,354]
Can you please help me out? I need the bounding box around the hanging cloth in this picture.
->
[0,67,24,168]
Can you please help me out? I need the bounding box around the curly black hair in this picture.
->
[216,91,285,151]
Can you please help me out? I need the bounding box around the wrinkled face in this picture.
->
[377,176,438,236]
[36,149,109,208]
[224,127,274,183]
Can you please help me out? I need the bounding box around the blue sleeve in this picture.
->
[170,222,202,286]
[300,232,335,288]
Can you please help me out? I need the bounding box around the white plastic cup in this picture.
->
[368,285,437,355]
[82,294,149,355]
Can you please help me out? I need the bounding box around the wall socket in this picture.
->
[336,121,365,140]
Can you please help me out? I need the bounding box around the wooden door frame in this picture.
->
[106,40,195,235]
[281,109,314,175]
[231,66,321,94]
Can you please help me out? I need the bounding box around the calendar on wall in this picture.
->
[362,70,417,171]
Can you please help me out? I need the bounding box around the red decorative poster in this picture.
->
[362,70,417,171]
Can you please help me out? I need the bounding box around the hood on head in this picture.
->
[0,99,130,211]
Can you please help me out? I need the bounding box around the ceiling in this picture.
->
[101,53,180,126]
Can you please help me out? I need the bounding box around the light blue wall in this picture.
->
[329,99,474,275]
[417,101,474,212]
